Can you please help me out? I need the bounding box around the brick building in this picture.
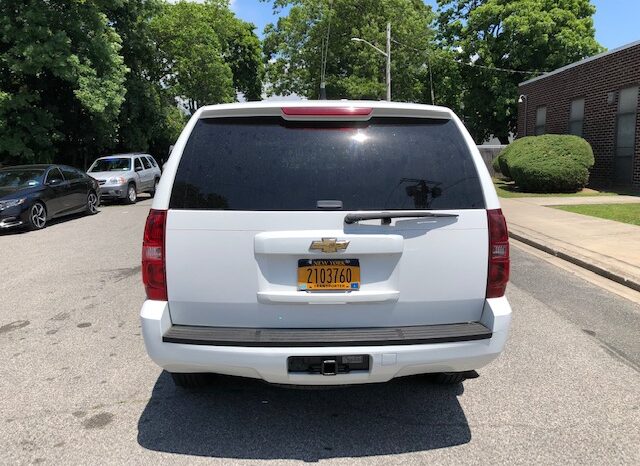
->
[517,40,640,188]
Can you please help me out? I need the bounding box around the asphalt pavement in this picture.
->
[1,200,638,465]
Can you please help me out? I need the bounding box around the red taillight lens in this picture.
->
[487,209,510,298]
[142,209,167,300]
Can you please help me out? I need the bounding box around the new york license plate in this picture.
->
[298,259,360,291]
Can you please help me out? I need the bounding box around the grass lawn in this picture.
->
[493,178,618,198]
[553,203,640,226]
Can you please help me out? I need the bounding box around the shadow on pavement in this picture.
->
[0,211,93,236]
[137,371,470,461]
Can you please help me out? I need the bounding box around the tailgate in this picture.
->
[165,210,488,328]
[163,108,490,329]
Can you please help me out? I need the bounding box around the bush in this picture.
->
[498,152,511,178]
[500,135,594,192]
[491,155,502,174]
[493,146,514,178]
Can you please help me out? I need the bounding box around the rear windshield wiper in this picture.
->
[344,211,459,225]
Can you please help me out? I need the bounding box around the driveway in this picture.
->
[1,201,638,464]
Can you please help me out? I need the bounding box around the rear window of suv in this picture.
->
[170,117,485,210]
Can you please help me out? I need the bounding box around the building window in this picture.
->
[569,98,585,136]
[535,106,546,135]
[614,86,639,183]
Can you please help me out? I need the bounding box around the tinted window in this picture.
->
[170,117,484,211]
[614,87,638,183]
[89,158,131,172]
[569,98,584,137]
[141,157,152,169]
[0,169,45,188]
[60,166,81,181]
[46,168,64,184]
[147,156,158,167]
[535,106,546,135]
[134,158,143,171]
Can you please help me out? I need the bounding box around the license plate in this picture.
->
[297,259,360,291]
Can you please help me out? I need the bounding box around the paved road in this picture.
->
[1,201,639,465]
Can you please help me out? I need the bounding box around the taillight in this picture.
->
[281,106,372,116]
[486,209,510,298]
[281,106,372,120]
[142,209,167,300]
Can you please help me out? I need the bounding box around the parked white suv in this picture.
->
[140,101,512,388]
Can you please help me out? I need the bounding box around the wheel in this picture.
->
[85,191,99,215]
[149,178,159,198]
[125,183,137,204]
[27,202,47,230]
[171,372,211,389]
[432,371,478,385]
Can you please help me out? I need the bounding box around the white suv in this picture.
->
[140,101,512,388]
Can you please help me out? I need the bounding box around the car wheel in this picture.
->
[149,178,159,198]
[125,183,137,204]
[170,372,211,389]
[28,202,47,230]
[85,191,99,215]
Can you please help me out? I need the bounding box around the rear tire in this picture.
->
[171,372,211,389]
[432,371,478,385]
[125,183,137,204]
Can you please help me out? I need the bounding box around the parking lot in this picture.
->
[1,200,639,465]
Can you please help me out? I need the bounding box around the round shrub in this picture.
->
[498,152,511,178]
[503,135,594,192]
[491,155,502,174]
[494,146,514,179]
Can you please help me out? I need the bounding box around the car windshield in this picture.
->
[89,158,131,172]
[0,169,45,188]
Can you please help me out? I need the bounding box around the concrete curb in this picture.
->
[509,231,640,293]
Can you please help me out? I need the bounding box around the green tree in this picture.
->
[263,0,437,101]
[437,0,603,143]
[104,0,185,162]
[220,15,265,101]
[0,0,127,166]
[151,0,263,113]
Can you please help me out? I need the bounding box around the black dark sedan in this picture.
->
[0,164,100,230]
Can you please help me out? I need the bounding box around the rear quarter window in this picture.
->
[170,117,485,210]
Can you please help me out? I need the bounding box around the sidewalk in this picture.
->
[500,196,640,292]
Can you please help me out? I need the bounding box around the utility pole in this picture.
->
[386,22,391,101]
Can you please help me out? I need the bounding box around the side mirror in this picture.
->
[135,166,143,172]
[48,178,62,186]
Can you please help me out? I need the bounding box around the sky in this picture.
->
[230,0,640,51]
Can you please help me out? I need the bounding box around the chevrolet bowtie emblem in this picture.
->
[309,238,350,253]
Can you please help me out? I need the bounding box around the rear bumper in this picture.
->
[140,298,511,385]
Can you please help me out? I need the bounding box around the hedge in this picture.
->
[491,155,502,174]
[497,135,594,192]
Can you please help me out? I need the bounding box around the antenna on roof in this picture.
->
[319,0,333,99]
